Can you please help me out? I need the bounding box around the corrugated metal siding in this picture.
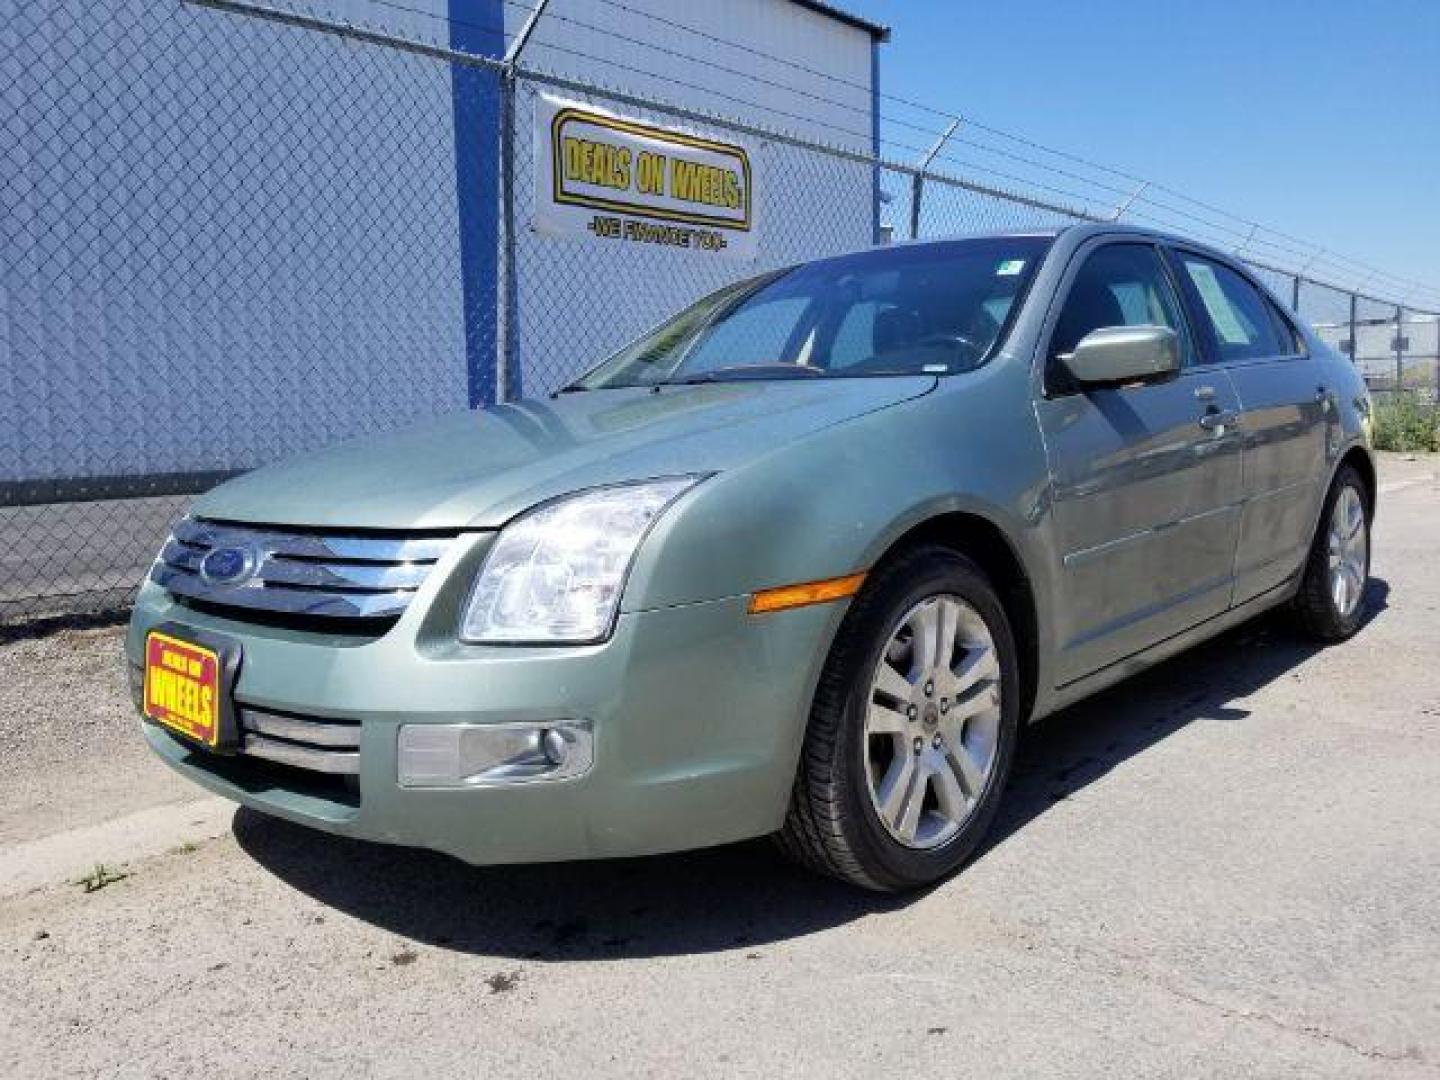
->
[510,0,874,153]
[0,0,470,482]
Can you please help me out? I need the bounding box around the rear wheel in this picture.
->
[1291,464,1371,641]
[777,546,1020,891]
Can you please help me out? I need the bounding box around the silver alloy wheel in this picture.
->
[1327,485,1368,618]
[863,595,1002,850]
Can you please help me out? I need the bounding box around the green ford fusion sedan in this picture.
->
[128,224,1375,890]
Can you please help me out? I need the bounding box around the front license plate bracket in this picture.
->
[142,622,243,754]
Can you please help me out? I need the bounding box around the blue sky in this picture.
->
[859,0,1440,302]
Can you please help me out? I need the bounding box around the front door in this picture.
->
[1035,241,1246,685]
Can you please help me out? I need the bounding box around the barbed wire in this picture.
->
[339,0,1440,306]
[179,0,1440,310]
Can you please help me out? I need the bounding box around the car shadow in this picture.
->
[234,578,1389,961]
[985,575,1389,856]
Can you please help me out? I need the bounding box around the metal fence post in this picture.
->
[1395,305,1405,390]
[1434,320,1440,401]
[1348,292,1358,366]
[494,0,552,404]
[495,75,516,405]
[908,173,923,241]
[1110,182,1148,222]
[909,118,960,241]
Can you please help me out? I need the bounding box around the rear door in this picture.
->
[1035,240,1246,685]
[1167,249,1330,604]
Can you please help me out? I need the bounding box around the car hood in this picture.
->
[193,377,936,530]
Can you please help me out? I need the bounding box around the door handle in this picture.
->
[1199,410,1240,431]
[1194,384,1216,402]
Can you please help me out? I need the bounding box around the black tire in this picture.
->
[776,545,1020,892]
[1290,464,1371,642]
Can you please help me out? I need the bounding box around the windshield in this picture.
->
[571,236,1053,390]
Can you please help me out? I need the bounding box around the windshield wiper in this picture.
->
[660,363,825,386]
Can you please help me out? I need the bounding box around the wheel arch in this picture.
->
[866,509,1040,724]
[1337,443,1377,519]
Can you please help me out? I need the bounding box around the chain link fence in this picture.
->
[3,0,1437,623]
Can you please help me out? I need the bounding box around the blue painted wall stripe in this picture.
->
[449,0,505,407]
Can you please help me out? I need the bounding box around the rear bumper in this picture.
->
[126,579,839,864]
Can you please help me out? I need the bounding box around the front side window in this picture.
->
[571,237,1052,389]
[1177,253,1287,362]
[1048,243,1191,371]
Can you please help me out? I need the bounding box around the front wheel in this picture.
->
[777,546,1020,891]
[1291,464,1371,641]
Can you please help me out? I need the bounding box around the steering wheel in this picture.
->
[839,332,989,376]
[915,332,982,360]
[883,331,984,372]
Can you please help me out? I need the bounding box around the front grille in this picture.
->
[152,517,455,622]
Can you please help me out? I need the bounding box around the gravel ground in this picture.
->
[0,624,191,846]
[1,453,1437,1078]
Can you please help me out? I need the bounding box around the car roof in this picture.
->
[888,222,1203,249]
[863,223,1249,272]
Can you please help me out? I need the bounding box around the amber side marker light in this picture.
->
[748,571,867,615]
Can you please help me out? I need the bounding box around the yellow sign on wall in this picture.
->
[534,96,757,259]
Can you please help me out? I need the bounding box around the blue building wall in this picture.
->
[0,0,503,482]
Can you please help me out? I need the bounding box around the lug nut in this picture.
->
[939,699,950,714]
[932,734,944,750]
[912,736,923,755]
[906,705,918,720]
[924,680,934,697]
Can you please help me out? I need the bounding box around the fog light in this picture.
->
[397,721,593,788]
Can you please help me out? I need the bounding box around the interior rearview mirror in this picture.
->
[1061,325,1179,387]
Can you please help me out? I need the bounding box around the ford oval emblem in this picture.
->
[199,544,260,587]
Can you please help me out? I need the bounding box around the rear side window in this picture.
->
[1177,254,1287,362]
[1049,243,1191,362]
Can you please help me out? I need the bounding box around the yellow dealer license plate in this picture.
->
[143,631,223,747]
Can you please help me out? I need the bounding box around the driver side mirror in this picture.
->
[1060,325,1180,387]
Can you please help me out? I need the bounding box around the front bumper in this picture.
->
[126,578,840,864]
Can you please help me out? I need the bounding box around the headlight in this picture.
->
[458,477,702,644]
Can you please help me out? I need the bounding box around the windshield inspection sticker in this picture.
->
[996,259,1026,276]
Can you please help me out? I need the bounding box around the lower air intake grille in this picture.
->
[239,707,360,775]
